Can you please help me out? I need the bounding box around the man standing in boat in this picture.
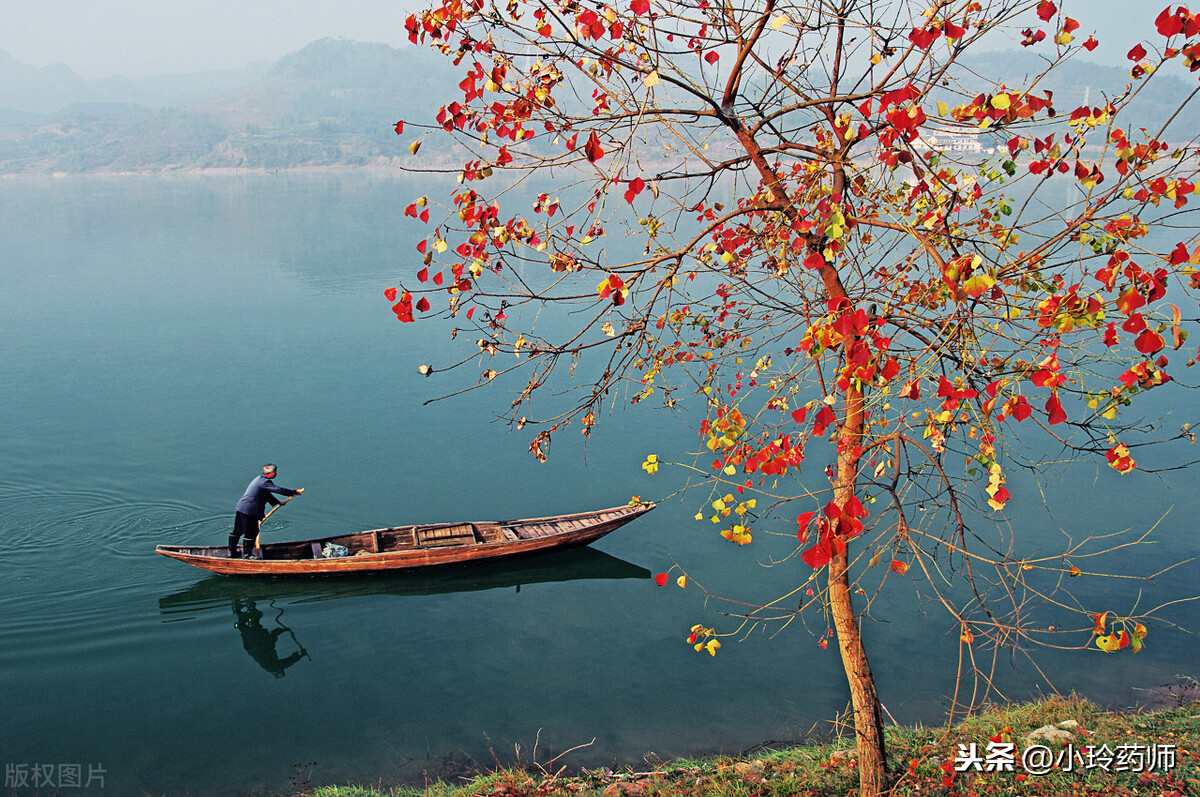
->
[229,464,304,558]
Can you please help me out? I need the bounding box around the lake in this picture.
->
[1,173,1197,796]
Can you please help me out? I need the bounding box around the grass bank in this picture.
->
[301,695,1199,797]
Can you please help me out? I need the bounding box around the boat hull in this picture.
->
[156,503,653,576]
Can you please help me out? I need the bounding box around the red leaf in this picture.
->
[1046,391,1067,425]
[1082,35,1099,51]
[1157,7,1184,37]
[417,267,429,283]
[796,511,817,538]
[384,287,397,302]
[812,405,836,437]
[791,407,808,425]
[704,51,719,65]
[416,239,428,254]
[420,208,430,224]
[801,541,832,569]
[653,572,669,586]
[624,177,646,204]
[393,120,405,135]
[844,495,866,519]
[803,251,826,270]
[1012,396,1032,421]
[1122,313,1147,334]
[908,27,939,50]
[1128,43,1147,61]
[583,131,605,163]
[630,0,649,14]
[392,292,414,323]
[466,306,475,320]
[1036,0,1056,21]
[1021,28,1047,46]
[416,296,431,313]
[1135,328,1165,354]
[1104,323,1119,347]
[433,271,445,286]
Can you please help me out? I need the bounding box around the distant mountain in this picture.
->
[0,39,457,174]
[2,42,1199,175]
[0,49,272,114]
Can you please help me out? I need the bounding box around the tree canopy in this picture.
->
[391,1,1200,793]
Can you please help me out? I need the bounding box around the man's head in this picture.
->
[263,464,277,478]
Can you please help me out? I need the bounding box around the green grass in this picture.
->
[300,696,1200,797]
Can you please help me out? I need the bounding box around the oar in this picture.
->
[254,489,305,555]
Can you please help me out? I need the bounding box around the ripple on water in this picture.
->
[0,477,218,557]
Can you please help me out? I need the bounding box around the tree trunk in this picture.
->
[830,372,888,796]
[730,78,887,797]
[829,549,888,797]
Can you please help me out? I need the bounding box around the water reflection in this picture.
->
[160,547,651,616]
[232,598,309,678]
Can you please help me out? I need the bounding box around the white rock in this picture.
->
[1024,724,1075,745]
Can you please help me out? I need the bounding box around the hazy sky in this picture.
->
[0,0,1159,80]
[2,0,427,78]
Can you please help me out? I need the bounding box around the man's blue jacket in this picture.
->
[235,475,299,519]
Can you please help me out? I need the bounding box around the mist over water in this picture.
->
[0,173,1196,796]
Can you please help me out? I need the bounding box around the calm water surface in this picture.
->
[1,174,1197,796]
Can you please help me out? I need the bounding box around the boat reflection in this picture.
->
[232,598,309,677]
[159,546,652,617]
[160,547,650,678]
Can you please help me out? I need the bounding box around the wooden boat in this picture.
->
[156,502,654,576]
[158,548,652,615]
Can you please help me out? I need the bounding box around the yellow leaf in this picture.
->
[409,139,422,155]
[937,101,948,117]
[990,94,1011,110]
[676,575,688,589]
[705,639,721,656]
[643,70,660,87]
[961,273,995,298]
[769,14,790,29]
